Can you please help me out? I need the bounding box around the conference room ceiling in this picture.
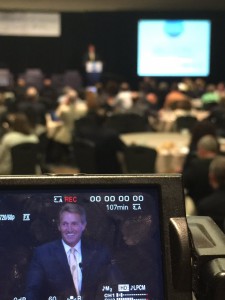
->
[0,0,224,12]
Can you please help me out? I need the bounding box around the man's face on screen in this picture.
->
[58,212,86,247]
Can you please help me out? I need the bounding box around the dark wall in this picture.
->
[0,11,225,88]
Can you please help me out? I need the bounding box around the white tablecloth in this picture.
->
[120,132,190,173]
[157,109,209,132]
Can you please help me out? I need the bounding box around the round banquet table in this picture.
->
[120,132,190,173]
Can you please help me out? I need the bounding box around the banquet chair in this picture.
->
[123,145,157,173]
[23,68,44,90]
[73,138,98,173]
[73,137,123,174]
[74,115,100,138]
[208,111,225,137]
[104,113,149,134]
[10,142,41,175]
[51,73,64,91]
[62,70,82,90]
[37,132,50,172]
[175,115,198,132]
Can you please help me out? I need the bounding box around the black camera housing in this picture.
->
[0,174,224,300]
[188,216,225,300]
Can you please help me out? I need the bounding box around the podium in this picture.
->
[85,61,103,73]
[85,61,103,85]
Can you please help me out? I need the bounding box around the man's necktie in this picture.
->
[69,248,79,295]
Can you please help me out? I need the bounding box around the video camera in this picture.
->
[0,174,225,300]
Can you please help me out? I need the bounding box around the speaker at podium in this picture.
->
[83,44,103,86]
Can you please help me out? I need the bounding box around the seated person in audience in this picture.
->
[46,91,76,164]
[13,77,27,103]
[216,81,225,98]
[206,96,225,137]
[75,88,105,134]
[17,86,47,129]
[156,81,169,109]
[192,78,206,98]
[133,91,158,115]
[40,77,58,105]
[138,77,158,96]
[201,83,221,109]
[46,88,87,164]
[0,113,39,174]
[197,155,225,231]
[115,82,133,112]
[163,85,188,109]
[183,134,219,205]
[182,120,217,170]
[125,92,158,130]
[98,80,119,115]
[62,87,88,120]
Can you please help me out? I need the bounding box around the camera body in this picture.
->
[188,216,225,300]
[0,174,224,300]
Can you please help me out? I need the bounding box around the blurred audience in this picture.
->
[1,73,225,180]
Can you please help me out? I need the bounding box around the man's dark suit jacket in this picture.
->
[25,238,111,300]
[182,157,214,204]
[197,187,225,231]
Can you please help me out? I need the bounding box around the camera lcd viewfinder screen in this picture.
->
[0,186,164,300]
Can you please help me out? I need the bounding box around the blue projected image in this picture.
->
[164,20,184,37]
[137,19,211,77]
